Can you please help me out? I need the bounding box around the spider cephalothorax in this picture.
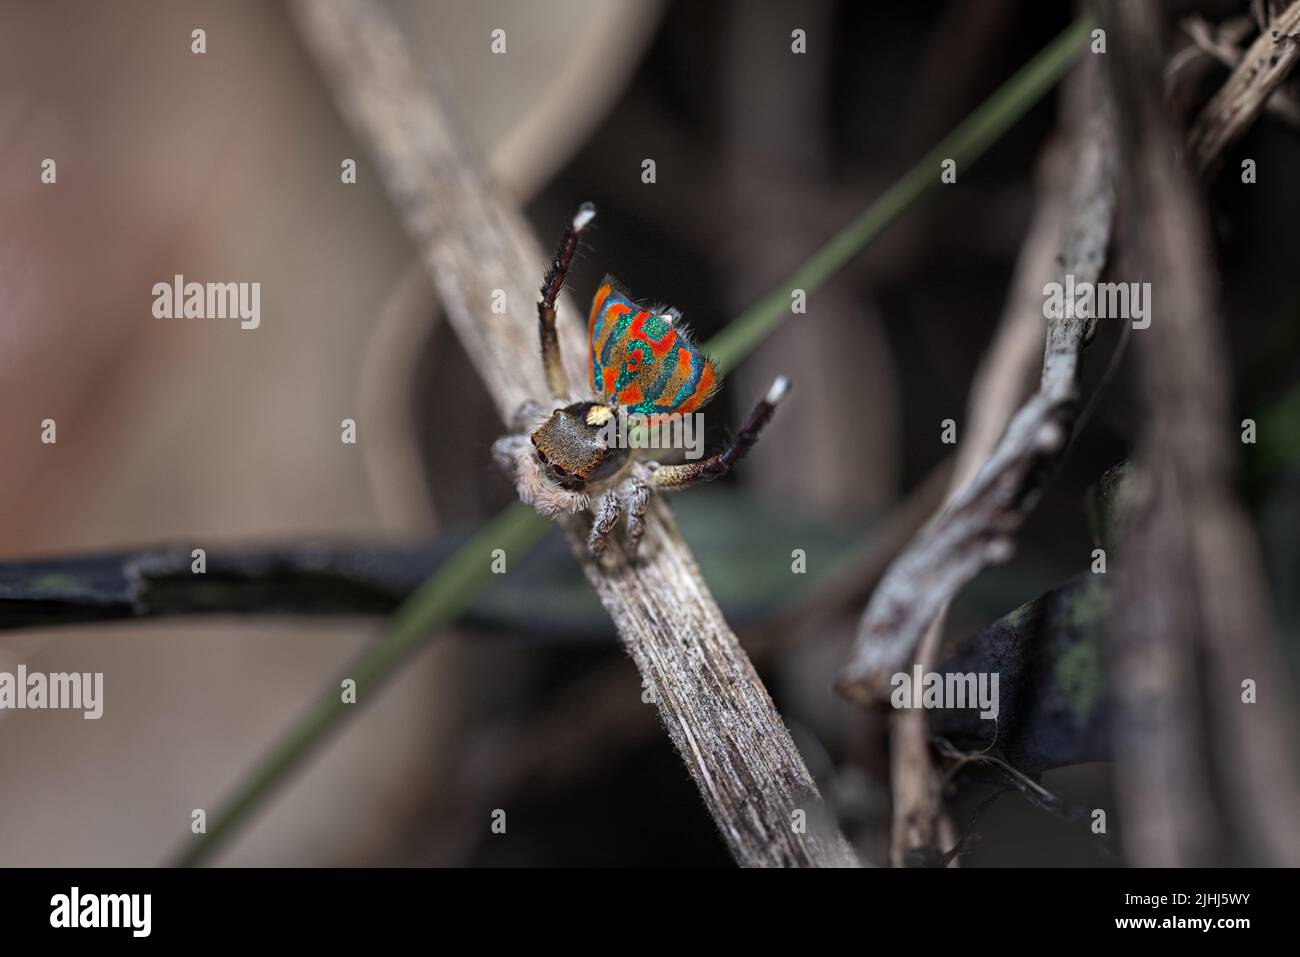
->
[530,401,628,490]
[493,202,789,558]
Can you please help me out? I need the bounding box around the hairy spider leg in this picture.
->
[652,377,790,490]
[537,202,596,400]
[588,488,622,555]
[622,475,651,555]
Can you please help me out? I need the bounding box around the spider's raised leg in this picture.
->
[621,474,651,557]
[538,202,596,401]
[588,487,622,555]
[651,376,790,490]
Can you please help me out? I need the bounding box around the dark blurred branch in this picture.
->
[1102,0,1300,867]
[0,541,461,631]
[290,0,856,867]
[930,573,1110,773]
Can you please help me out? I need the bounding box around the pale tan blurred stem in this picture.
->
[888,140,1071,866]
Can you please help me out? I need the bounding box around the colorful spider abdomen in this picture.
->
[588,277,718,416]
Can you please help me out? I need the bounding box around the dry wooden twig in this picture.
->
[885,134,1081,866]
[1188,0,1300,170]
[290,0,855,867]
[837,74,1116,707]
[1173,15,1300,130]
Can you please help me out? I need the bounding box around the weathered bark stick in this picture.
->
[838,72,1116,706]
[1175,15,1300,129]
[290,0,855,867]
[1188,0,1300,170]
[887,134,1079,866]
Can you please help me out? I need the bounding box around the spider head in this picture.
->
[530,402,628,490]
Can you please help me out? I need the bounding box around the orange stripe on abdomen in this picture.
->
[588,283,613,340]
[593,302,631,360]
[675,361,717,414]
[654,346,693,407]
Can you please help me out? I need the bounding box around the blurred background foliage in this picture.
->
[0,0,1297,866]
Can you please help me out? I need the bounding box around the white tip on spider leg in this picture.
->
[1036,420,1066,454]
[985,537,1015,564]
[573,202,596,231]
[765,375,792,406]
